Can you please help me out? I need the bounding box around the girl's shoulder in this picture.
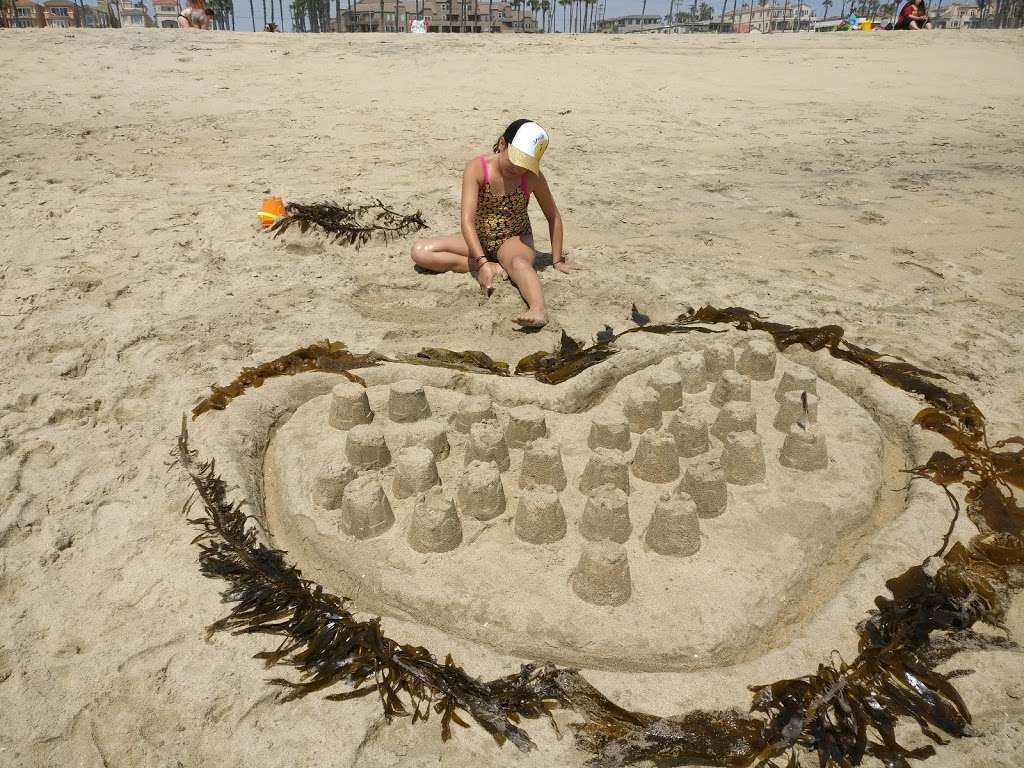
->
[464,155,491,186]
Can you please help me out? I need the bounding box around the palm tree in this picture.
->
[529,0,540,28]
[822,0,832,16]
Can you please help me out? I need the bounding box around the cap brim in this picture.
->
[507,144,540,175]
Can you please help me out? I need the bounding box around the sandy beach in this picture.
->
[1,27,1023,767]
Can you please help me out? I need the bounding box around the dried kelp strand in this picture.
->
[269,199,427,248]
[408,348,510,376]
[191,340,383,419]
[630,303,650,327]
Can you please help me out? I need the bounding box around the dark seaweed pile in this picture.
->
[268,200,428,248]
[180,306,1022,767]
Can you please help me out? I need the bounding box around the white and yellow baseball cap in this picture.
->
[506,121,549,175]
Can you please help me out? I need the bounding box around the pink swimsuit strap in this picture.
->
[478,155,529,198]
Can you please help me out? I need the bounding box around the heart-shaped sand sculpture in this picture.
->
[197,330,912,672]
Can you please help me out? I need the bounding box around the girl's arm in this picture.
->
[532,173,567,272]
[460,160,487,269]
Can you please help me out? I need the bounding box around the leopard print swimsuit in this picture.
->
[474,155,532,261]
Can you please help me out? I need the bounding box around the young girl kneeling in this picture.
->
[410,119,567,329]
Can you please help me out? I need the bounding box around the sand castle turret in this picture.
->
[514,486,567,544]
[453,395,496,433]
[580,448,631,495]
[710,370,752,407]
[780,424,829,470]
[588,410,632,452]
[624,387,662,433]
[703,342,736,381]
[464,421,510,471]
[505,404,548,448]
[666,406,710,458]
[712,401,757,442]
[673,351,707,393]
[328,380,374,430]
[631,429,680,483]
[457,460,506,521]
[774,391,819,433]
[312,459,358,509]
[648,367,683,411]
[571,540,632,606]
[681,460,728,518]
[345,424,392,470]
[775,369,817,402]
[340,474,394,539]
[723,431,766,485]
[645,492,701,557]
[408,489,462,553]
[389,380,431,423]
[736,339,777,381]
[579,485,631,543]
[392,446,441,500]
[400,419,450,460]
[520,438,567,491]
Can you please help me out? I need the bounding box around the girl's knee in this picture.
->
[506,254,533,271]
[410,241,429,265]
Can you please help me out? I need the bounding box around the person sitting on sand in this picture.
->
[895,0,930,29]
[410,119,567,329]
[178,0,211,28]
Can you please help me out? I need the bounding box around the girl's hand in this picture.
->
[553,260,570,274]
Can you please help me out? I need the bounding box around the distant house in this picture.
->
[43,0,80,27]
[119,0,154,26]
[12,0,46,26]
[153,0,180,27]
[81,3,112,25]
[722,3,814,32]
[934,3,980,27]
[330,0,537,33]
[593,14,663,33]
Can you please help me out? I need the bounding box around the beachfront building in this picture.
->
[153,0,181,27]
[332,0,537,32]
[42,0,80,26]
[593,14,662,32]
[722,3,814,32]
[119,0,154,25]
[933,3,980,27]
[10,0,46,26]
[81,3,112,25]
[94,0,114,22]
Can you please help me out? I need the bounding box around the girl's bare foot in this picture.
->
[476,262,503,296]
[514,308,548,329]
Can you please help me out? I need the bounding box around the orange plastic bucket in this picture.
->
[258,196,286,227]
